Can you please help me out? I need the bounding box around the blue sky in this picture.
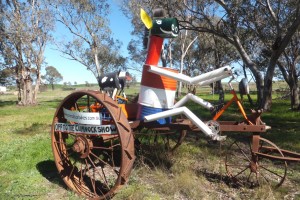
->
[43,2,245,85]
[44,1,133,85]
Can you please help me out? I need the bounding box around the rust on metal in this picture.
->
[51,89,300,199]
[51,90,135,199]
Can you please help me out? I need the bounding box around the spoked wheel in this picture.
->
[51,90,135,199]
[225,136,287,188]
[134,128,187,153]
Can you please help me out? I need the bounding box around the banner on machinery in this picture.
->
[54,123,117,135]
[63,108,102,125]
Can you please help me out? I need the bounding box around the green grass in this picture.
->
[0,85,300,199]
[0,89,84,199]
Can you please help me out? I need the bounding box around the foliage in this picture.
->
[0,68,14,86]
[0,0,54,105]
[50,0,127,80]
[42,66,63,90]
[121,0,300,111]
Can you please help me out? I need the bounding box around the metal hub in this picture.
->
[72,135,93,158]
[205,120,220,134]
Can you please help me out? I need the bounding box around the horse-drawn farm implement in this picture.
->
[51,8,300,199]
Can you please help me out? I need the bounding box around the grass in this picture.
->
[0,88,83,200]
[0,84,300,199]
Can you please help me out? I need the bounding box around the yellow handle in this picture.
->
[140,8,153,29]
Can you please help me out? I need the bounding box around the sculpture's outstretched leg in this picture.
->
[144,106,226,141]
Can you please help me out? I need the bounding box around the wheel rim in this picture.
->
[51,91,135,199]
[225,137,287,188]
[255,137,287,187]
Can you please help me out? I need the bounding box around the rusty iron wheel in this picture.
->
[134,128,187,153]
[51,90,135,199]
[225,137,287,188]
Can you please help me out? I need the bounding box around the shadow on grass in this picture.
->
[0,100,17,107]
[134,146,173,170]
[199,170,244,189]
[41,99,65,108]
[15,123,50,135]
[36,160,67,190]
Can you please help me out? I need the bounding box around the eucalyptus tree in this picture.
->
[51,0,126,82]
[122,2,152,73]
[43,66,63,90]
[0,0,54,105]
[276,31,300,110]
[176,0,300,110]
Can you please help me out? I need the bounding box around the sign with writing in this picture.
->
[54,123,117,135]
[63,108,102,125]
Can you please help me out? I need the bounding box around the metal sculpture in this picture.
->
[50,7,300,200]
[138,8,232,141]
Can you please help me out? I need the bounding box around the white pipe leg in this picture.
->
[148,65,232,84]
[144,106,226,141]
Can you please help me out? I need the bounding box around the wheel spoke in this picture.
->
[246,171,253,182]
[87,155,110,189]
[80,162,83,184]
[259,170,270,184]
[225,139,255,186]
[257,138,287,187]
[90,151,115,167]
[259,165,285,179]
[234,142,252,163]
[51,91,134,198]
[84,158,97,194]
[68,159,77,181]
[231,166,250,179]
[226,137,287,188]
[226,163,249,168]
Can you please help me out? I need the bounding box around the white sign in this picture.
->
[0,86,6,92]
[63,108,103,125]
[54,123,117,135]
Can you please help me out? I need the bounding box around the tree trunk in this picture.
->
[178,55,184,97]
[232,35,263,106]
[261,52,282,110]
[277,57,299,110]
[33,70,41,103]
[253,71,264,107]
[262,13,300,110]
[18,67,34,105]
[168,40,173,68]
[19,78,33,105]
[261,75,273,110]
[25,78,33,105]
[215,80,224,103]
[261,55,279,110]
[289,82,299,110]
